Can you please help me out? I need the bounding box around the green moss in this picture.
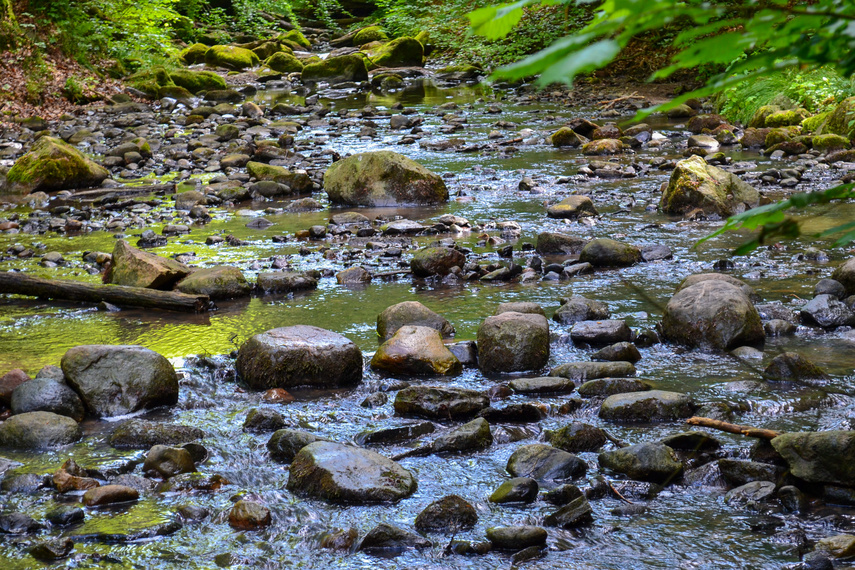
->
[765,108,810,127]
[748,105,781,128]
[280,29,311,50]
[550,127,585,147]
[6,136,109,194]
[252,41,282,60]
[414,31,430,47]
[764,127,798,148]
[127,66,174,97]
[168,69,226,94]
[353,26,388,46]
[812,134,850,152]
[823,97,855,140]
[130,137,152,158]
[179,43,209,65]
[369,37,424,68]
[265,52,304,73]
[204,45,260,71]
[802,110,832,133]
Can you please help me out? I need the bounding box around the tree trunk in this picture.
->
[0,272,212,312]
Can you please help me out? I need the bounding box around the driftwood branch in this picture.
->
[0,272,211,312]
[597,91,644,110]
[686,416,782,440]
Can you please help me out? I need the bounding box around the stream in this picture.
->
[0,62,854,570]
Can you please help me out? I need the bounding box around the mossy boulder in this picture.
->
[369,37,424,68]
[236,326,363,390]
[301,54,368,84]
[764,108,810,128]
[801,110,832,133]
[168,69,227,94]
[265,52,304,73]
[204,45,260,71]
[812,134,850,152]
[582,139,624,155]
[551,127,586,147]
[748,105,782,128]
[547,195,597,218]
[660,155,759,217]
[5,137,109,195]
[771,431,855,487]
[126,66,173,96]
[579,238,641,267]
[179,43,210,65]
[831,257,855,295]
[662,279,764,350]
[287,441,416,504]
[247,162,312,193]
[324,150,448,206]
[175,266,251,299]
[251,41,282,60]
[61,344,179,418]
[280,29,311,50]
[353,26,388,45]
[598,442,683,484]
[0,411,81,449]
[477,312,549,374]
[822,97,855,140]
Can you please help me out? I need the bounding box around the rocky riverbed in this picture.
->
[0,21,854,570]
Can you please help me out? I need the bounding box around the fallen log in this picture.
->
[0,272,211,313]
[686,416,782,440]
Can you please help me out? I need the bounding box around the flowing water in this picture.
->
[1,78,854,569]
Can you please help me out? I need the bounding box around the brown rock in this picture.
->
[0,369,30,406]
[228,500,271,530]
[105,240,191,289]
[82,484,139,506]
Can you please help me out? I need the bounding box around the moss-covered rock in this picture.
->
[107,239,191,289]
[764,126,799,148]
[157,85,194,100]
[176,266,251,299]
[550,127,586,147]
[353,26,388,45]
[764,108,809,127]
[598,442,683,484]
[822,96,855,140]
[126,67,174,97]
[247,161,312,193]
[168,69,226,94]
[801,110,832,133]
[5,136,109,195]
[301,53,368,84]
[582,139,624,155]
[179,43,210,65]
[771,431,855,486]
[369,36,424,68]
[204,45,260,71]
[748,105,782,128]
[535,232,586,255]
[507,443,586,480]
[324,150,447,206]
[280,29,311,50]
[812,133,850,152]
[579,238,641,267]
[660,155,759,217]
[265,52,304,73]
[251,41,282,60]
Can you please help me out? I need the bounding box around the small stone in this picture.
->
[488,477,539,504]
[82,485,139,507]
[229,500,271,530]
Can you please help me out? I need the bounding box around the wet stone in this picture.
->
[358,523,431,552]
[29,537,74,561]
[394,385,489,420]
[82,485,139,507]
[229,500,271,530]
[598,443,684,484]
[0,512,44,534]
[267,429,329,463]
[489,477,539,504]
[109,419,206,449]
[599,390,695,422]
[414,495,477,533]
[548,422,607,453]
[591,342,641,362]
[355,422,435,445]
[486,526,547,550]
[507,443,586,480]
[543,496,594,529]
[508,376,574,394]
[551,361,637,381]
[242,408,287,433]
[570,320,632,346]
[578,377,651,398]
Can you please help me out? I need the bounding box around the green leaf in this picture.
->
[536,39,621,85]
[468,0,538,40]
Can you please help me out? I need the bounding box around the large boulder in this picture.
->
[661,280,764,350]
[106,240,191,290]
[377,301,455,341]
[660,155,759,216]
[410,247,466,277]
[175,266,251,299]
[506,443,586,480]
[800,294,855,328]
[394,386,489,420]
[599,390,695,422]
[677,273,761,302]
[235,326,363,390]
[370,326,461,376]
[265,52,304,73]
[0,411,81,449]
[286,441,417,503]
[369,37,424,67]
[204,45,260,70]
[10,378,84,421]
[4,136,109,194]
[823,96,855,140]
[301,54,368,84]
[61,345,179,417]
[168,69,227,93]
[477,312,549,374]
[324,151,448,206]
[771,431,855,487]
[598,442,683,484]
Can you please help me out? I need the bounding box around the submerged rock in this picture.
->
[763,352,829,382]
[287,441,417,503]
[228,500,271,530]
[236,326,363,390]
[477,312,549,374]
[82,485,139,507]
[61,345,179,418]
[324,151,448,206]
[543,496,594,528]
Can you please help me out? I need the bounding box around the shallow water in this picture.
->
[1,78,855,569]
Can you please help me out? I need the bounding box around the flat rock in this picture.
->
[507,443,586,480]
[599,390,695,422]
